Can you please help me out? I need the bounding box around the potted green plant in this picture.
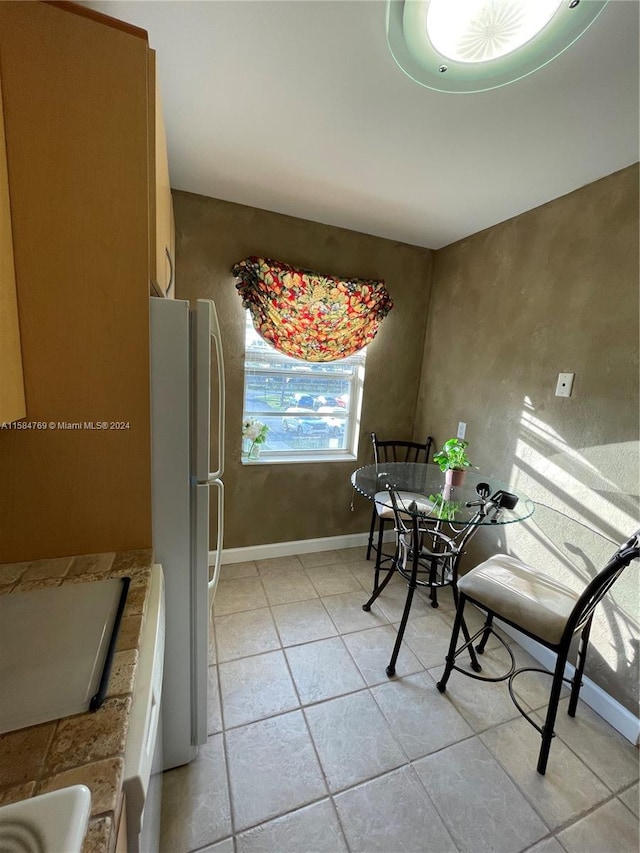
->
[433,438,472,488]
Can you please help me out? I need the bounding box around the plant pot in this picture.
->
[445,468,466,488]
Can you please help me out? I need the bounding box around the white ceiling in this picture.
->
[87,1,639,249]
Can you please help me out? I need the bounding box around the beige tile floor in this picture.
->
[159,547,639,853]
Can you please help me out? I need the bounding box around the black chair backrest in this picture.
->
[386,485,412,536]
[386,485,458,579]
[372,432,433,465]
[563,529,640,643]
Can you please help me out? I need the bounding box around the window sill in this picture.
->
[241,452,357,465]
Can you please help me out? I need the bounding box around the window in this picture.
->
[242,312,365,462]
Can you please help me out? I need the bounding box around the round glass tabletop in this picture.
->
[352,463,534,526]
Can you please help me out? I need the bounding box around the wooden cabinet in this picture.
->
[0,1,153,562]
[148,49,175,298]
[0,65,26,425]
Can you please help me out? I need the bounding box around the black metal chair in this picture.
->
[363,483,515,678]
[436,528,640,775]
[366,433,433,587]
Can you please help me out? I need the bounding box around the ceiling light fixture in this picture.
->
[386,0,609,93]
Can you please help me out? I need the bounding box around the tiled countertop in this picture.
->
[0,549,154,853]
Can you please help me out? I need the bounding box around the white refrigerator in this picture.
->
[150,297,225,770]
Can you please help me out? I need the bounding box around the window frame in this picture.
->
[241,315,366,464]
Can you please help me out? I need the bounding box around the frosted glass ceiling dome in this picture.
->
[387,0,609,93]
[427,0,563,63]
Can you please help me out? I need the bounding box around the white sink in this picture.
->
[0,785,91,853]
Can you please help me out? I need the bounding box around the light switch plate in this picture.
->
[457,421,467,439]
[555,373,574,397]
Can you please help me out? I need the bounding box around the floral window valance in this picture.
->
[231,256,393,362]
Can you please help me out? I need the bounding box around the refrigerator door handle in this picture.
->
[194,300,225,484]
[208,478,224,608]
[208,301,225,482]
[192,483,210,750]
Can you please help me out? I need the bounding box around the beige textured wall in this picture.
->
[173,191,433,548]
[414,165,640,712]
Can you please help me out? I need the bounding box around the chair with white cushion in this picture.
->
[366,432,433,588]
[436,529,640,775]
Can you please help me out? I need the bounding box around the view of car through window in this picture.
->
[243,313,365,456]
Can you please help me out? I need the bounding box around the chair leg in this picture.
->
[366,505,377,561]
[450,585,482,672]
[568,620,593,717]
[386,540,419,677]
[386,580,416,678]
[374,517,386,589]
[476,613,494,654]
[537,650,568,775]
[437,594,467,692]
[362,565,395,610]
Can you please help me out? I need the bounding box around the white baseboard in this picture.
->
[210,533,639,745]
[215,530,396,565]
[497,621,640,746]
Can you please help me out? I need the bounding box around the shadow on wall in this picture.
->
[500,397,639,710]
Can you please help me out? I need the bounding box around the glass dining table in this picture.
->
[352,462,534,530]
